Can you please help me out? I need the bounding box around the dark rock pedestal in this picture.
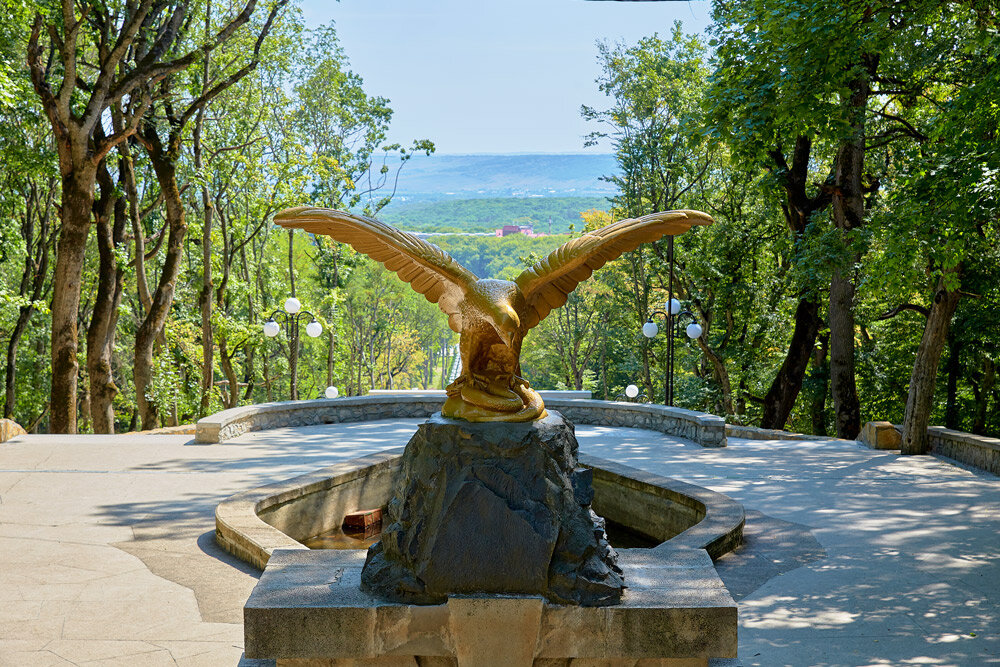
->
[360,410,624,606]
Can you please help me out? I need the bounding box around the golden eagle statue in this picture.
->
[275,206,713,422]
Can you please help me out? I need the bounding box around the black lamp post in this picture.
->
[262,297,322,400]
[642,300,702,407]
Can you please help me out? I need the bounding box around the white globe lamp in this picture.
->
[284,296,301,314]
[686,322,703,340]
[305,320,322,338]
[641,320,659,339]
[324,386,339,399]
[262,319,280,337]
[625,384,639,399]
[668,298,681,316]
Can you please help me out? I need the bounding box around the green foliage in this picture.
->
[433,234,569,280]
[379,197,608,234]
[0,0,997,439]
[583,23,711,215]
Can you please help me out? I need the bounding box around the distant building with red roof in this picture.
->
[495,224,544,238]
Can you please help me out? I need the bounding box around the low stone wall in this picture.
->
[552,399,726,447]
[195,395,443,444]
[928,427,1000,476]
[197,392,728,448]
[216,451,744,570]
[853,421,999,476]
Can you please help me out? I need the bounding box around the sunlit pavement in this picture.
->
[1,419,997,666]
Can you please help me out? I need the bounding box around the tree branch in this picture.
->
[876,303,930,320]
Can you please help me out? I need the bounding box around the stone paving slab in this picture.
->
[0,423,425,667]
[1,421,998,666]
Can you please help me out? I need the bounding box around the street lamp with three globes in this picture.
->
[642,298,702,406]
[262,297,322,400]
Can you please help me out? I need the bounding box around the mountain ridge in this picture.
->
[388,153,618,199]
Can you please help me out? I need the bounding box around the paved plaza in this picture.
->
[1,418,997,666]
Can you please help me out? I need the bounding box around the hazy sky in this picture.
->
[299,0,711,155]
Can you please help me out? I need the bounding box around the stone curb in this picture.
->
[578,454,746,561]
[215,449,405,570]
[725,423,855,443]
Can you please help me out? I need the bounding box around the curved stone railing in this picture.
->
[215,450,744,570]
[196,391,727,448]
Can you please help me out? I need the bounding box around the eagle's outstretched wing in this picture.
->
[514,210,714,330]
[274,206,478,333]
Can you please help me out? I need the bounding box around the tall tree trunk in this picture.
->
[809,331,830,436]
[829,266,861,438]
[134,153,188,430]
[695,336,734,417]
[124,142,153,313]
[195,37,215,416]
[760,135,832,430]
[760,296,822,429]
[972,356,995,435]
[219,337,239,408]
[900,273,961,455]
[5,311,33,419]
[828,70,871,440]
[86,161,125,433]
[263,351,274,402]
[198,156,215,415]
[49,171,96,433]
[5,183,53,419]
[944,334,962,430]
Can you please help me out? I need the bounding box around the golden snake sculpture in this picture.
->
[275,206,713,422]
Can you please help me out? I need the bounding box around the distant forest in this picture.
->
[378,197,609,233]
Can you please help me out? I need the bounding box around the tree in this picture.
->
[886,10,999,451]
[706,0,988,437]
[582,24,713,404]
[130,0,286,429]
[27,0,264,432]
[0,99,58,423]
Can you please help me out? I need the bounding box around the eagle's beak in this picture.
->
[493,304,520,348]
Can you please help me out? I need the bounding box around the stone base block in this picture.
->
[859,421,902,450]
[278,657,707,666]
[245,548,736,667]
[0,418,27,442]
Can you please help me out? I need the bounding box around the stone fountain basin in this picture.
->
[216,447,744,666]
[215,448,744,571]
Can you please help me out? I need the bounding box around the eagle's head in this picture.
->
[472,279,524,348]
